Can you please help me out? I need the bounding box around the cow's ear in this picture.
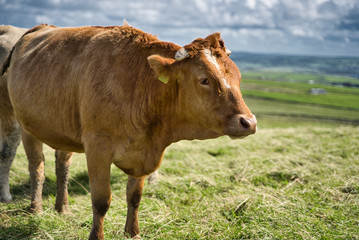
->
[148,55,175,84]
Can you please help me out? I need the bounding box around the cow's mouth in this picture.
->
[228,135,247,140]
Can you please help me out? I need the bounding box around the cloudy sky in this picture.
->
[1,0,358,57]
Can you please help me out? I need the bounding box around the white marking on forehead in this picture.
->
[222,78,231,89]
[202,49,233,89]
[202,49,220,71]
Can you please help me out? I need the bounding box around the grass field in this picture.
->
[1,71,359,239]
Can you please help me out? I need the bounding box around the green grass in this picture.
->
[1,125,358,239]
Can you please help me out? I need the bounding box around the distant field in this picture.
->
[242,71,359,85]
[241,72,359,125]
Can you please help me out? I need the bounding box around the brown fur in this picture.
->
[2,24,256,239]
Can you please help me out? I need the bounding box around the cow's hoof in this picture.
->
[133,234,141,239]
[29,202,43,213]
[124,233,141,239]
[0,194,12,203]
[55,204,71,215]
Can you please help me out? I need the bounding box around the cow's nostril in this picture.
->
[240,117,250,129]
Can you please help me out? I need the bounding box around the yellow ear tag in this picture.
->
[158,74,169,84]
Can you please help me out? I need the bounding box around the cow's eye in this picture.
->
[199,78,209,85]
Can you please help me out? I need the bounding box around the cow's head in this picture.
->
[148,33,256,139]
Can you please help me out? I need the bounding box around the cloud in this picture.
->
[339,7,359,31]
[0,0,358,56]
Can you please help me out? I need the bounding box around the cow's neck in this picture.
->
[142,80,221,148]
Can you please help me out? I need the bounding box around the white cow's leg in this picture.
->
[0,155,13,203]
[0,162,12,203]
[22,130,45,212]
[0,123,21,203]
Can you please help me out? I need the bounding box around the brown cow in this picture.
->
[1,24,256,239]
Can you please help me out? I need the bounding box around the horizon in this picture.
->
[232,50,359,59]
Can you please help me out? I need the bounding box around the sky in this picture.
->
[1,0,359,57]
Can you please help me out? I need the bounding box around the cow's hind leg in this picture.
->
[0,123,21,203]
[0,75,21,203]
[85,139,112,240]
[55,150,73,214]
[125,175,145,239]
[22,130,45,212]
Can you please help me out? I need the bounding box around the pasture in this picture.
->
[1,71,358,239]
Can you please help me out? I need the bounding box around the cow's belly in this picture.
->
[8,77,84,152]
[21,122,84,152]
[16,108,84,152]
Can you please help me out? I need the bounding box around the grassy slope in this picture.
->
[0,125,358,239]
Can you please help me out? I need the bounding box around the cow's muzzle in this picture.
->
[226,114,257,138]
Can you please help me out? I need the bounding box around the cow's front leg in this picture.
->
[55,150,73,214]
[22,130,45,212]
[85,142,112,240]
[125,175,145,239]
